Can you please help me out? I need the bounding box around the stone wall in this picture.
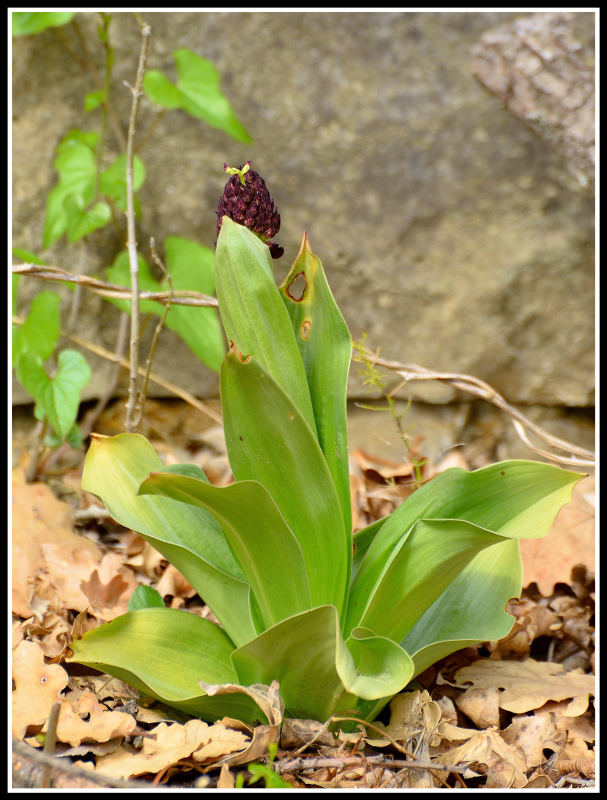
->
[12,11,595,408]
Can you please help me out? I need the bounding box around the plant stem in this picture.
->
[124,15,151,432]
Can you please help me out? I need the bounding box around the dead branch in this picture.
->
[273,752,470,776]
[11,264,219,308]
[354,346,595,468]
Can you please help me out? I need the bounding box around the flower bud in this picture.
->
[216,162,284,259]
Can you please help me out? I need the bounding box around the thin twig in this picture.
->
[25,420,47,484]
[353,345,595,468]
[134,238,173,426]
[79,311,130,439]
[12,264,218,308]
[273,753,470,776]
[124,15,151,432]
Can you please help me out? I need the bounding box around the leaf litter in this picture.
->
[12,402,595,788]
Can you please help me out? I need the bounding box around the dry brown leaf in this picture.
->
[49,693,137,748]
[454,658,595,714]
[217,763,235,788]
[280,718,335,750]
[12,640,69,739]
[534,699,595,742]
[501,713,566,768]
[456,686,501,729]
[12,473,102,617]
[155,563,196,604]
[79,553,139,620]
[520,474,594,595]
[434,728,527,788]
[94,719,248,780]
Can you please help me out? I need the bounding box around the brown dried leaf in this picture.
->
[520,475,594,595]
[454,658,595,714]
[456,686,501,729]
[49,693,137,748]
[12,640,69,739]
[12,473,102,617]
[434,728,527,788]
[501,713,566,767]
[94,719,248,780]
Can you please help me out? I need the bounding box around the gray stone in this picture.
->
[12,11,595,409]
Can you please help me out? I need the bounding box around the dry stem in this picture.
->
[123,15,151,432]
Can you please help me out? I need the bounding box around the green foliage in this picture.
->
[43,131,146,248]
[68,221,583,730]
[143,49,251,143]
[128,585,165,611]
[13,291,91,446]
[12,11,75,37]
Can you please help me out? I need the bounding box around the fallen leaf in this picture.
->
[456,686,500,729]
[48,693,137,748]
[434,728,527,788]
[520,475,594,595]
[501,713,566,767]
[12,640,69,739]
[12,474,102,617]
[94,719,249,780]
[454,659,595,714]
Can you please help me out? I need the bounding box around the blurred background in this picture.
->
[12,11,595,466]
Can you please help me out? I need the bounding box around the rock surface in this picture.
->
[12,11,595,407]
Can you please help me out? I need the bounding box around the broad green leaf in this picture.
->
[403,538,523,676]
[12,291,60,367]
[221,350,349,615]
[66,608,265,723]
[279,233,353,535]
[215,219,316,433]
[349,461,583,632]
[143,49,251,143]
[16,349,91,439]
[12,248,46,265]
[12,11,75,36]
[64,195,111,242]
[347,519,509,642]
[232,606,414,722]
[128,585,165,611]
[139,470,312,629]
[351,516,387,583]
[82,434,256,647]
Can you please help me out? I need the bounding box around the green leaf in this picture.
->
[351,516,387,583]
[348,461,583,633]
[12,11,75,36]
[232,606,414,722]
[128,585,165,611]
[139,469,312,630]
[143,49,251,143]
[66,608,264,723]
[64,195,111,242]
[12,291,60,367]
[82,433,257,647]
[43,134,97,248]
[84,89,106,112]
[16,349,91,439]
[402,538,523,676]
[279,233,353,535]
[12,248,46,265]
[215,218,316,434]
[347,518,509,643]
[44,422,83,450]
[221,350,349,616]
